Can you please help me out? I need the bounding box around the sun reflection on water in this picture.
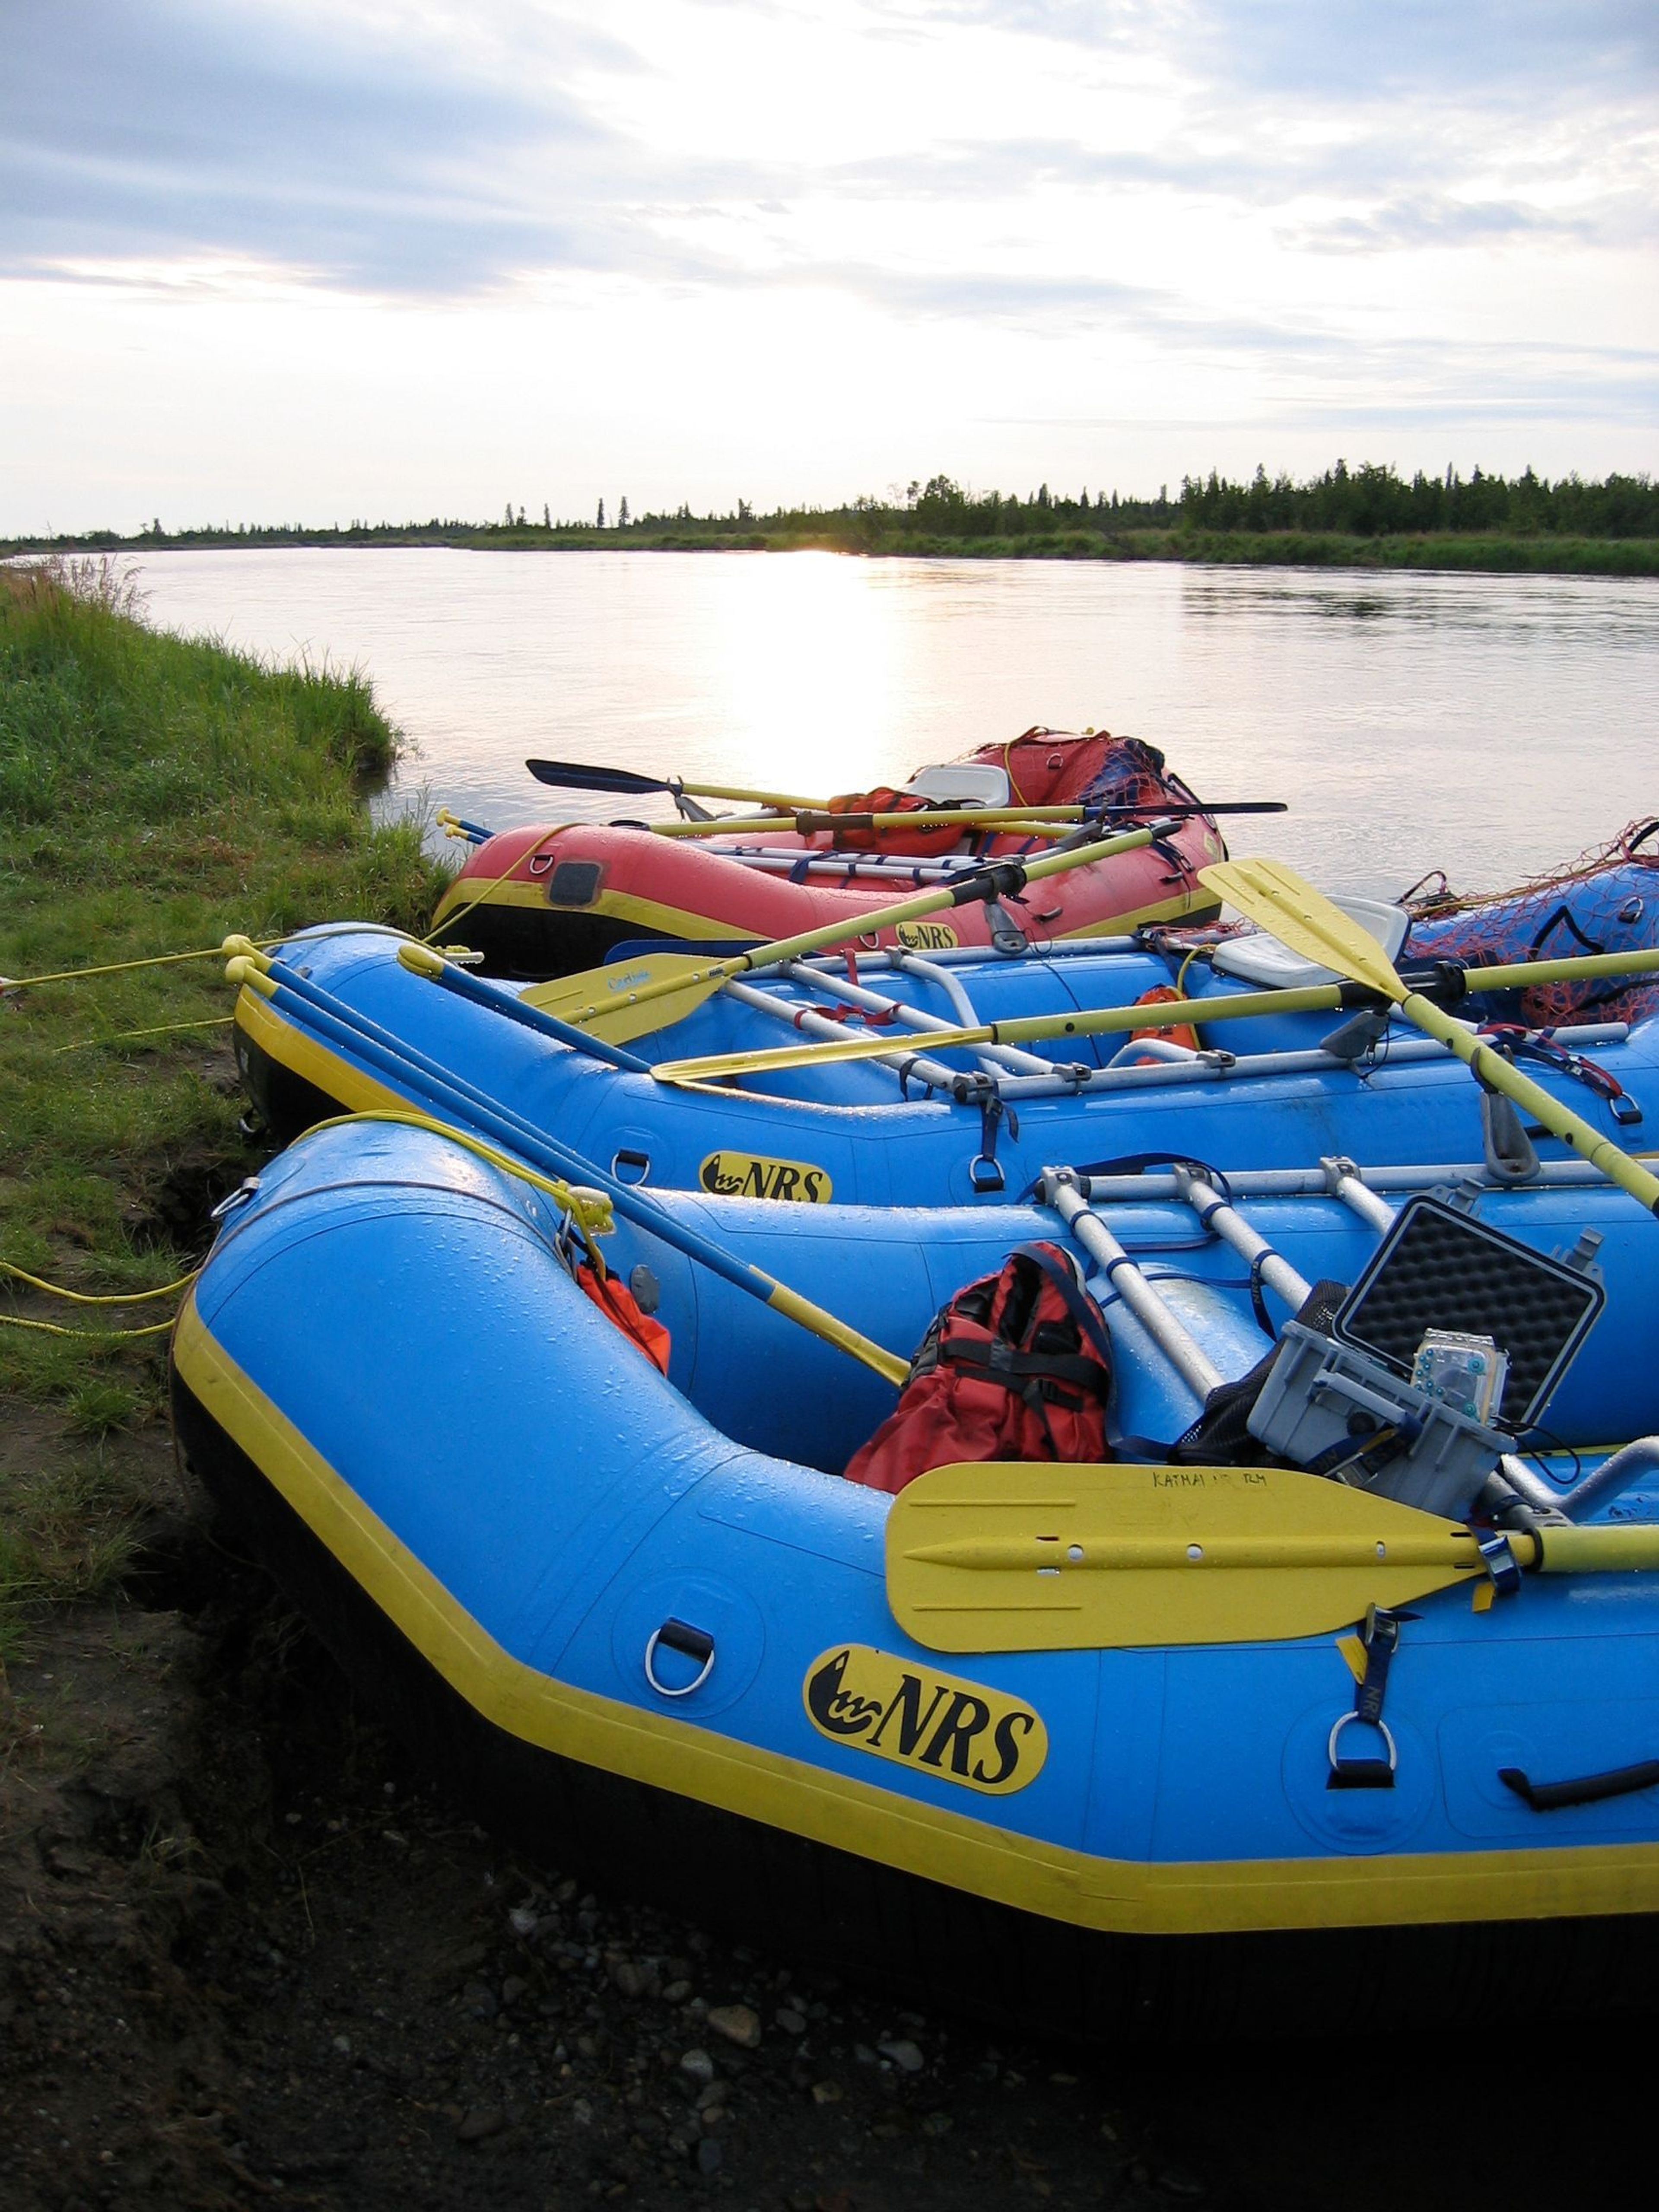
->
[688,553,903,800]
[127,548,1659,896]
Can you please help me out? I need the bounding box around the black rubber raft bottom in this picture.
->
[172,1370,1659,2043]
[432,900,662,981]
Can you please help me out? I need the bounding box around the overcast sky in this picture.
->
[2,0,1654,531]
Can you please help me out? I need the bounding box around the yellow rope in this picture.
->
[1,1259,197,1305]
[0,1313,177,1340]
[1,939,281,992]
[307,1109,616,1248]
[423,811,567,945]
[53,1015,236,1054]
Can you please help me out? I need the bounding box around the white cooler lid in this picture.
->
[1211,895,1409,990]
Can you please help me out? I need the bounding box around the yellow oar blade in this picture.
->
[521,827,1157,1037]
[886,1462,1482,1653]
[522,952,733,1042]
[1204,860,1659,1217]
[1202,858,1407,1002]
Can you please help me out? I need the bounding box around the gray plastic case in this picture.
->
[1328,1193,1604,1428]
[1247,1320,1515,1517]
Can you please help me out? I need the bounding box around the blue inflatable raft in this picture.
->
[171,1114,1659,2028]
[230,923,1659,1208]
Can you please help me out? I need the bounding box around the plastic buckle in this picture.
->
[1475,1528,1523,1597]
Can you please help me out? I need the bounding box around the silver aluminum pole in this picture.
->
[1045,1175,1222,1405]
[1171,1164,1313,1311]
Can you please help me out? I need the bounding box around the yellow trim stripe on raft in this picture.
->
[174,1297,1659,1936]
[236,987,408,1114]
[432,877,1214,943]
[432,877,761,944]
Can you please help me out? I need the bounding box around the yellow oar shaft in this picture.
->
[1535,1524,1659,1572]
[651,806,1085,840]
[558,827,1157,1028]
[1404,993,1659,1213]
[1471,947,1659,993]
[765,1281,909,1386]
[655,941,1659,1086]
[654,981,1346,1083]
[907,1533,1484,1572]
[676,782,827,809]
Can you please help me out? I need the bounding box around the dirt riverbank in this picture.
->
[3,1403,1653,2212]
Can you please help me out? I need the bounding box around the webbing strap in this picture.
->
[1059,1150,1235,1202]
[1328,1607,1401,1792]
[1010,1242,1117,1374]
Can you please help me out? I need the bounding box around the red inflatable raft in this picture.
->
[433,731,1227,977]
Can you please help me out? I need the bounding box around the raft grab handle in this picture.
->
[1499,1758,1659,1812]
[644,1618,716,1699]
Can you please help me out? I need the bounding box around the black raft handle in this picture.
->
[643,1618,716,1700]
[1499,1758,1659,1812]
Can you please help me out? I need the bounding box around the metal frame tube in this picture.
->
[890,954,1066,1074]
[1071,1156,1624,1203]
[794,937,1144,971]
[1046,1178,1222,1405]
[1494,1454,1576,1519]
[1560,1438,1659,1522]
[721,977,965,1092]
[1170,1165,1313,1310]
[1321,1157,1396,1232]
[778,959,1058,1079]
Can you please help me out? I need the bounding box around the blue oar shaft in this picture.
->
[415,956,649,1071]
[248,962,906,1379]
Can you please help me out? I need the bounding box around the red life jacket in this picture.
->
[823,785,966,855]
[842,1242,1114,1495]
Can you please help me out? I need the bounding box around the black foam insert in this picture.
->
[1332,1194,1604,1426]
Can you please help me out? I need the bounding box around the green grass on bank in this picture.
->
[577,527,1659,574]
[6,524,1657,577]
[0,558,449,1632]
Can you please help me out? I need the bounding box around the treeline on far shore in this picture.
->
[7,461,1657,575]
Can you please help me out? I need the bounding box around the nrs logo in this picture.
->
[894,921,959,951]
[803,1646,1046,1794]
[698,1150,833,1204]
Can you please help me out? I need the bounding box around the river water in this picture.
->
[133,548,1659,899]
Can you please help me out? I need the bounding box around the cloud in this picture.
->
[0,0,654,293]
[986,331,1659,435]
[922,0,1659,105]
[3,0,1653,316]
[805,257,1354,362]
